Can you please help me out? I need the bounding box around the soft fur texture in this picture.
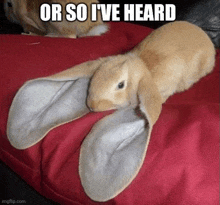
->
[48,21,215,114]
[81,21,215,111]
[133,21,216,102]
[4,0,108,38]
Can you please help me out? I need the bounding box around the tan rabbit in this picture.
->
[51,21,215,113]
[4,0,108,38]
[132,21,216,102]
[88,21,215,110]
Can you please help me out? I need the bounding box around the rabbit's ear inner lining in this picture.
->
[79,108,152,202]
[7,78,90,149]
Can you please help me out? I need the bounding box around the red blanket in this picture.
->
[0,22,219,205]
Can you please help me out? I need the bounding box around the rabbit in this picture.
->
[6,21,216,202]
[86,21,215,110]
[52,21,215,112]
[4,0,108,38]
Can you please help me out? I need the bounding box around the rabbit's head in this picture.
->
[87,57,131,111]
[4,0,20,24]
[87,54,150,112]
[4,0,47,35]
[87,54,160,122]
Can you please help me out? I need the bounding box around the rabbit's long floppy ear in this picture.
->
[7,59,106,150]
[137,74,163,125]
[48,57,108,80]
[21,13,46,34]
[79,72,163,202]
[14,1,46,34]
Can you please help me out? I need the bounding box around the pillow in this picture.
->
[0,22,219,204]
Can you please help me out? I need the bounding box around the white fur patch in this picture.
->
[85,24,109,37]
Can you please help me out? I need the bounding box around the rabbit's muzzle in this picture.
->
[87,98,114,112]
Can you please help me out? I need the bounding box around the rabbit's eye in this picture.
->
[7,2,12,7]
[117,81,125,89]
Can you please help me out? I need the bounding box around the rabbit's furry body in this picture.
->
[133,21,216,102]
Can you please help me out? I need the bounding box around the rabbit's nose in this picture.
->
[88,99,114,112]
[87,99,96,111]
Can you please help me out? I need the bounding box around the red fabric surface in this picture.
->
[0,22,219,205]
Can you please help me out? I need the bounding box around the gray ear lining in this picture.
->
[7,75,154,202]
[7,78,90,149]
[79,108,152,202]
